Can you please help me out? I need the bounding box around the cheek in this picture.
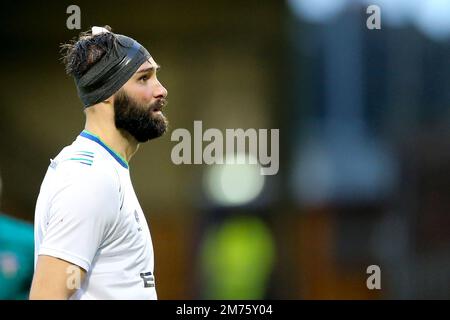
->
[140,82,158,101]
[130,86,153,103]
[125,80,157,102]
[141,89,154,102]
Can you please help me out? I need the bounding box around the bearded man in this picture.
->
[30,26,168,300]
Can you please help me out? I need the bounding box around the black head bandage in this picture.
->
[75,33,151,108]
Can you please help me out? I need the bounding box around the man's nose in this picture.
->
[154,81,168,99]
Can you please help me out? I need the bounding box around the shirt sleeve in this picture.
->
[38,163,120,272]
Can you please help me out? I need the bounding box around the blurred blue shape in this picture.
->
[287,0,348,23]
[0,214,34,300]
[287,0,450,41]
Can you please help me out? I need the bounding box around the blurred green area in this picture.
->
[200,215,275,299]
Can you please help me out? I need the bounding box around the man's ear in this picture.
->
[105,88,124,105]
[103,95,114,105]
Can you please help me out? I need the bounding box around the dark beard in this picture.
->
[114,89,168,143]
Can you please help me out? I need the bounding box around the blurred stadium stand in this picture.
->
[0,0,449,299]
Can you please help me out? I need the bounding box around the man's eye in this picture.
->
[139,75,149,81]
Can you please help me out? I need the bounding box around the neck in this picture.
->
[84,120,139,163]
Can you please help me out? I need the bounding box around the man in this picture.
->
[29,26,168,300]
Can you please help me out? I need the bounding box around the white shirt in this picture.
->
[34,130,157,300]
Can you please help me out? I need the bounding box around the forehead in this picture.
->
[136,57,159,72]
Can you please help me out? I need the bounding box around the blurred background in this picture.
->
[0,0,449,299]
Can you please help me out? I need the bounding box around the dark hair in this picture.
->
[60,25,117,79]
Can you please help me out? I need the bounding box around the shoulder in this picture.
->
[53,143,120,188]
[46,156,121,227]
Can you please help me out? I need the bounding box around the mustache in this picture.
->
[151,98,167,109]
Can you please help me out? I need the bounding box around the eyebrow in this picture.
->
[136,65,161,74]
